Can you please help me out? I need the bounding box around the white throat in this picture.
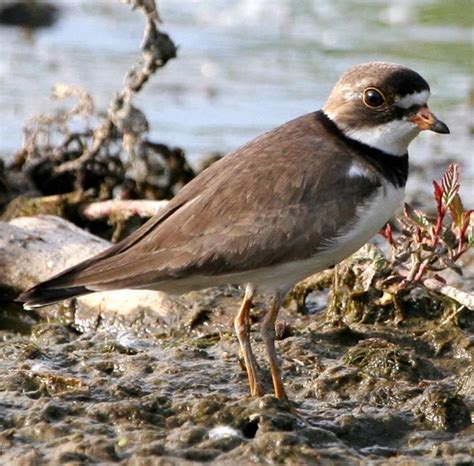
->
[343,119,421,155]
[325,112,421,156]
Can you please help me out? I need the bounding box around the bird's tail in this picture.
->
[16,198,186,309]
[17,281,92,309]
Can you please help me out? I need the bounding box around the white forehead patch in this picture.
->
[396,90,430,109]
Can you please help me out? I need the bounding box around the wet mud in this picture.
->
[0,281,472,465]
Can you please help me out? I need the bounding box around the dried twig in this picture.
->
[5,0,192,226]
[80,199,168,221]
[423,279,474,310]
[54,1,176,175]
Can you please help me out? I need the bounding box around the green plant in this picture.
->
[380,163,473,308]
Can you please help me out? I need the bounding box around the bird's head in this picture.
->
[323,62,449,155]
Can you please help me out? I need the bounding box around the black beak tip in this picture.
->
[433,120,450,134]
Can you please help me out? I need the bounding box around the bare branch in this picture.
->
[80,199,169,221]
[423,278,474,310]
[54,3,176,175]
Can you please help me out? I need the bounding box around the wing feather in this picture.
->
[22,112,381,296]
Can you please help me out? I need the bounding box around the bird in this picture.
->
[18,62,449,400]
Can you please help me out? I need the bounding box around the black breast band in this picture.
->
[316,111,409,188]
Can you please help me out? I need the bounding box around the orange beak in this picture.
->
[410,106,450,134]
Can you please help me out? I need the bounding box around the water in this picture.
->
[0,0,472,197]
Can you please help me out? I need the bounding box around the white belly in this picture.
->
[220,182,404,293]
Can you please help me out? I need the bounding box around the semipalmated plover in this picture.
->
[19,62,449,399]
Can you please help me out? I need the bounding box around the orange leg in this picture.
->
[234,284,264,396]
[261,290,288,400]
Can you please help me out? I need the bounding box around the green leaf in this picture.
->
[404,203,431,229]
[468,228,474,247]
[448,194,465,227]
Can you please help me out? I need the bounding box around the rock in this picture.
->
[0,215,192,334]
[1,215,105,290]
[414,386,472,433]
[0,1,59,29]
[342,337,444,382]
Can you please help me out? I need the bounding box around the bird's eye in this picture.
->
[363,88,385,108]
